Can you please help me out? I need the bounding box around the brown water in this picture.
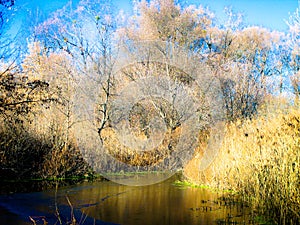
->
[0,175,257,225]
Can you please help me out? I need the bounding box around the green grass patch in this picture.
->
[173,180,238,194]
[254,215,275,225]
[173,180,209,188]
[102,170,167,177]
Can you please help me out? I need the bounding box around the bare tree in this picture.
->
[286,5,300,102]
[120,0,214,51]
[205,15,281,120]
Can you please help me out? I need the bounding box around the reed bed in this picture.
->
[185,102,300,224]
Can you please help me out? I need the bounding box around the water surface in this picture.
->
[0,175,255,225]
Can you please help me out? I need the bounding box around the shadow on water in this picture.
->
[0,174,258,225]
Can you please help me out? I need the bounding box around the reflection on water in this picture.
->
[0,174,256,225]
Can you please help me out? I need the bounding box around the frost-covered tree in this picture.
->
[121,0,214,50]
[286,4,300,101]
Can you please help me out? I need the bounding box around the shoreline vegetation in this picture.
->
[184,99,300,225]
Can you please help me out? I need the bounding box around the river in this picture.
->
[0,174,256,225]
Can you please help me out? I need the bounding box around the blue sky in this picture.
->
[9,0,300,32]
[190,0,299,31]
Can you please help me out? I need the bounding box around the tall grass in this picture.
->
[184,99,300,224]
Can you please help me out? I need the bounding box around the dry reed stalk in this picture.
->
[184,104,300,224]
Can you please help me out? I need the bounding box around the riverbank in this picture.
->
[1,101,299,224]
[184,104,300,225]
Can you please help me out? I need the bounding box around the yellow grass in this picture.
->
[184,101,300,224]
